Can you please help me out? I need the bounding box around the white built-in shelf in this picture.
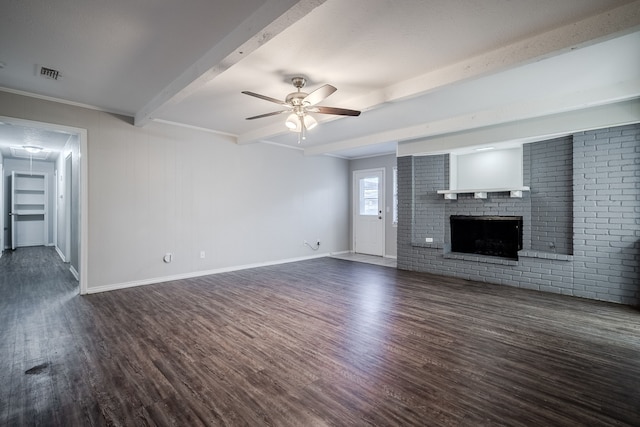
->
[437,186,530,200]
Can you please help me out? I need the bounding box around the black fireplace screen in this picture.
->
[450,215,523,259]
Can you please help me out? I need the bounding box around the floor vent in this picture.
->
[39,66,61,80]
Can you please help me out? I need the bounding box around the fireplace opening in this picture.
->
[450,215,523,259]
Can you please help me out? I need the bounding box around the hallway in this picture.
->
[0,247,99,425]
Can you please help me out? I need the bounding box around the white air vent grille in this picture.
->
[39,66,61,80]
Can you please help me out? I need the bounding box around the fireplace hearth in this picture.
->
[450,215,523,259]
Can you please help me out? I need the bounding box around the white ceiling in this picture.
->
[0,0,639,159]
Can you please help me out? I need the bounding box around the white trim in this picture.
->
[261,139,305,152]
[85,253,329,294]
[53,170,57,249]
[69,265,79,281]
[329,250,352,256]
[55,245,66,262]
[79,129,88,295]
[385,255,397,260]
[151,118,238,138]
[0,87,131,117]
[64,153,72,264]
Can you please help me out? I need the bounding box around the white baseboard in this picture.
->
[69,265,79,281]
[55,246,66,262]
[329,250,352,256]
[85,253,329,294]
[332,250,397,259]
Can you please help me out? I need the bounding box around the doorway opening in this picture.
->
[0,116,88,294]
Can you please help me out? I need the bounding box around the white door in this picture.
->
[353,169,384,256]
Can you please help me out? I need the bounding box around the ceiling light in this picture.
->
[285,113,317,133]
[303,114,317,130]
[23,145,43,153]
[474,146,495,152]
[285,113,299,130]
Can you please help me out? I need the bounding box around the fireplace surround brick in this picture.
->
[397,123,640,306]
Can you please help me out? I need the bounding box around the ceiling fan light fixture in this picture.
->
[303,114,317,130]
[285,113,299,130]
[244,77,361,140]
[23,145,44,153]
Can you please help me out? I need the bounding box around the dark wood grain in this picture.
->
[1,246,639,426]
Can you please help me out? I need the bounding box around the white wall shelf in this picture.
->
[11,171,49,248]
[437,186,530,200]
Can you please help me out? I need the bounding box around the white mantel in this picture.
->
[437,186,530,200]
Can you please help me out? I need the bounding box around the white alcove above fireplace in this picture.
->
[438,146,529,199]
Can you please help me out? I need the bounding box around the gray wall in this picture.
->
[398,124,640,306]
[349,154,397,257]
[0,91,351,291]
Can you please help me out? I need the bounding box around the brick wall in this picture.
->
[413,155,446,245]
[397,124,639,306]
[529,137,573,254]
[572,125,640,304]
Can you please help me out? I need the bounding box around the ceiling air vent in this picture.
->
[39,66,61,80]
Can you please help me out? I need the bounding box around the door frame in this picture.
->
[0,164,3,256]
[352,167,385,256]
[64,153,72,263]
[1,115,89,295]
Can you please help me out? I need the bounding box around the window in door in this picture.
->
[359,177,379,215]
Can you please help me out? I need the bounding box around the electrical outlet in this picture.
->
[425,237,433,243]
[200,251,205,259]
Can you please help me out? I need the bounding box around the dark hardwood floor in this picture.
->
[1,247,639,426]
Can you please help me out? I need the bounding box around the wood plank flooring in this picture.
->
[1,246,639,426]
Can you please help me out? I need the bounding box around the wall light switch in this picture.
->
[425,237,434,243]
[200,251,205,259]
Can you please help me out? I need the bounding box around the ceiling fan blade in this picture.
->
[310,106,361,116]
[245,110,289,120]
[303,84,337,106]
[242,91,288,106]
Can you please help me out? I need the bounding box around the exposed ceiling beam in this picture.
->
[135,0,326,127]
[397,99,640,156]
[238,0,640,146]
[303,79,640,156]
[372,0,640,105]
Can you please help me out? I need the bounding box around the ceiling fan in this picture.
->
[242,77,361,143]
